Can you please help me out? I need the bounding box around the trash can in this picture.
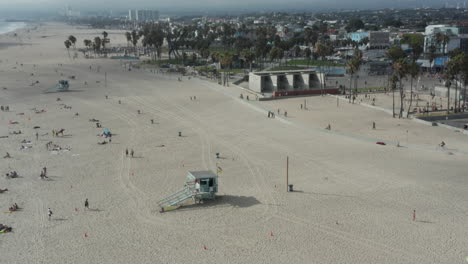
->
[288,184,294,192]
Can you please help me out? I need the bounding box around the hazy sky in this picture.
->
[0,0,451,12]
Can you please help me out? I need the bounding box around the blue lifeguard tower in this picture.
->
[158,171,218,212]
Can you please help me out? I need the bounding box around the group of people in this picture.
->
[8,203,19,212]
[0,224,12,233]
[5,171,18,179]
[52,129,65,137]
[125,148,134,158]
[0,105,10,111]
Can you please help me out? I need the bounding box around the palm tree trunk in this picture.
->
[454,77,458,112]
[392,85,395,118]
[399,80,404,118]
[447,84,450,114]
[349,74,353,103]
[407,75,414,118]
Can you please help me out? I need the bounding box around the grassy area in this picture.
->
[141,58,185,65]
[218,68,247,73]
[269,66,309,71]
[287,59,345,67]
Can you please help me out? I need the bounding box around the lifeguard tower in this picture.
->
[158,171,218,212]
[44,80,70,93]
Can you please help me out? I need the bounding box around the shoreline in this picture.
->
[0,21,27,35]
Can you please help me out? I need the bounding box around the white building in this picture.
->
[424,25,460,54]
[128,9,159,21]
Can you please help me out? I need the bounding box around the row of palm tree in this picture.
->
[64,32,110,59]
[444,53,468,114]
[122,21,349,70]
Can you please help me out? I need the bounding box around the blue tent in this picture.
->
[434,56,449,67]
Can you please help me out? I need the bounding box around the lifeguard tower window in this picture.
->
[209,178,214,187]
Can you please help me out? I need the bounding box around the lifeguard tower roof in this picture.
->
[187,171,218,179]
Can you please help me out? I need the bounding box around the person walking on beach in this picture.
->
[131,149,134,158]
[48,208,53,220]
[125,148,128,157]
[42,167,47,177]
[84,199,89,210]
[35,132,39,141]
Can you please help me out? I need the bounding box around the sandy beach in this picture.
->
[0,22,467,264]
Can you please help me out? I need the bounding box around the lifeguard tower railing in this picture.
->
[158,182,196,208]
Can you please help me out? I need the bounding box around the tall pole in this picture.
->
[286,156,289,192]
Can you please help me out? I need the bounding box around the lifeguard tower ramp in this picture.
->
[158,171,218,212]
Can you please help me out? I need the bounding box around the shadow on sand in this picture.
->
[176,195,260,212]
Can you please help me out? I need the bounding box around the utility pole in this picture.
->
[286,156,289,192]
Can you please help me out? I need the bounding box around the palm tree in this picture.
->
[68,35,77,49]
[304,48,312,66]
[346,48,363,102]
[407,41,423,117]
[131,30,140,56]
[94,37,102,56]
[219,52,233,86]
[435,32,450,56]
[102,31,109,49]
[346,58,358,102]
[125,32,132,48]
[407,62,420,117]
[64,40,72,58]
[83,39,92,57]
[445,57,461,114]
[386,46,406,117]
[393,58,408,118]
[241,49,255,72]
[390,73,399,118]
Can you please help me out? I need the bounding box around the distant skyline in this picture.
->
[0,0,465,15]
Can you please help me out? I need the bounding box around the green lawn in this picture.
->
[269,66,309,71]
[142,58,184,65]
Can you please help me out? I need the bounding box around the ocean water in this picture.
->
[0,21,26,35]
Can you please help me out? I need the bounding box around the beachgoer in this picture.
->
[125,148,128,157]
[84,199,89,210]
[131,149,134,158]
[3,152,10,159]
[373,122,376,130]
[151,119,154,124]
[284,111,287,117]
[440,141,446,148]
[36,132,39,140]
[48,208,53,220]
